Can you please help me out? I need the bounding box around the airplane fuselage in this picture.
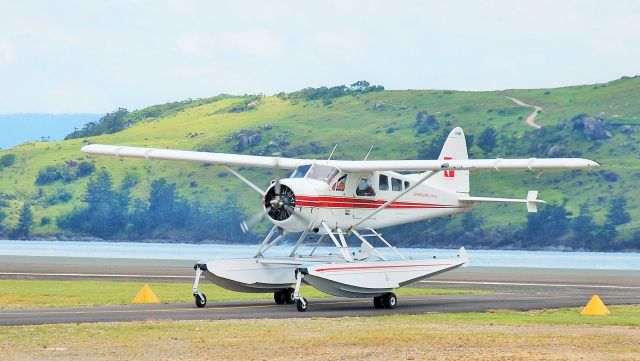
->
[266,167,469,233]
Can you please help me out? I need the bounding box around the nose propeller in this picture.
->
[240,160,293,233]
[264,183,296,221]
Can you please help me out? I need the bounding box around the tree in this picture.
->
[65,108,130,139]
[571,203,597,249]
[0,154,16,167]
[83,168,114,206]
[525,202,572,245]
[16,203,33,239]
[477,126,497,155]
[417,129,448,160]
[607,196,631,226]
[461,211,485,231]
[465,134,474,150]
[0,209,6,235]
[76,161,95,177]
[350,80,370,92]
[59,168,123,238]
[149,178,178,229]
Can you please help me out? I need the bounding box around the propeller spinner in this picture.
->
[264,183,296,221]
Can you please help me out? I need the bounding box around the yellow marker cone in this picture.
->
[132,284,160,304]
[581,294,610,315]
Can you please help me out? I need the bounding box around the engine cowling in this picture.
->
[264,183,296,221]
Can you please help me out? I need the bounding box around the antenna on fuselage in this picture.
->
[363,145,374,161]
[327,144,338,160]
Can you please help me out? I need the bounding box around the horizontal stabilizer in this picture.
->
[459,191,545,213]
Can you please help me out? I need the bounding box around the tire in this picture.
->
[274,290,286,305]
[373,296,384,309]
[382,292,397,309]
[284,288,296,304]
[296,298,308,312]
[195,293,207,308]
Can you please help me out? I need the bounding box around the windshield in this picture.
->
[306,164,340,184]
[290,164,311,178]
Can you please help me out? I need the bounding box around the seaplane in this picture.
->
[82,127,598,312]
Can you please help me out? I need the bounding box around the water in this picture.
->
[1,240,638,270]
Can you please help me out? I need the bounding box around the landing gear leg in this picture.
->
[193,263,207,308]
[293,269,307,312]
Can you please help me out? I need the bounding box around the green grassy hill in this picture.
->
[1,77,639,248]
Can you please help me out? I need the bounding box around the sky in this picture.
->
[0,0,639,114]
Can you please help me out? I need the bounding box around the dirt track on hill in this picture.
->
[505,96,543,129]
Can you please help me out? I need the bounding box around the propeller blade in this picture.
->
[283,204,307,223]
[274,158,281,195]
[240,208,268,233]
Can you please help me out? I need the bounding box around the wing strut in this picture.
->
[349,170,441,230]
[223,165,266,196]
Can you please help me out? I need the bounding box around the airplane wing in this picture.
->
[81,144,308,169]
[81,144,599,171]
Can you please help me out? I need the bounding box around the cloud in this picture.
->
[176,29,286,60]
[311,29,367,62]
[0,39,15,64]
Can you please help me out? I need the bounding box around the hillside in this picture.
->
[1,77,639,250]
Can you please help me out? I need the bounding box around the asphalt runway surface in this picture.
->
[0,255,638,326]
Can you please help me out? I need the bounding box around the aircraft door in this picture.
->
[329,173,351,218]
[353,175,377,220]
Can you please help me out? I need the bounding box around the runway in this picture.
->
[0,255,638,326]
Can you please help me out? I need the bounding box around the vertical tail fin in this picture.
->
[435,127,469,194]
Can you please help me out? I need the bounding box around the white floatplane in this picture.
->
[82,127,598,311]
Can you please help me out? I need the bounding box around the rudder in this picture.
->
[436,127,469,194]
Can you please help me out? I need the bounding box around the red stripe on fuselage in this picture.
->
[315,263,455,272]
[294,195,457,209]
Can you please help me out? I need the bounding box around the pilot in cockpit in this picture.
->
[333,174,348,191]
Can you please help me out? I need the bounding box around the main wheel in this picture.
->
[195,293,207,308]
[373,296,384,309]
[296,298,308,312]
[382,292,397,309]
[284,288,296,304]
[274,290,287,305]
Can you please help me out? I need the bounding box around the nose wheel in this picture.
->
[193,263,207,308]
[296,297,308,312]
[195,293,207,308]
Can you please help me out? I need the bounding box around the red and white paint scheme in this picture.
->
[82,127,598,311]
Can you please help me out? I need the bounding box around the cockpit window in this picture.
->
[356,177,376,197]
[291,164,311,178]
[306,164,340,184]
[379,174,389,191]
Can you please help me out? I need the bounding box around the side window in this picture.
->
[356,177,376,197]
[379,174,389,191]
[404,181,410,190]
[332,174,348,191]
[391,178,402,191]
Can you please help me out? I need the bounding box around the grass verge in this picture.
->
[0,279,490,308]
[0,305,638,360]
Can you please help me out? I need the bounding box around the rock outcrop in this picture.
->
[571,114,611,140]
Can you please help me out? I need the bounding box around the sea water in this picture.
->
[0,240,638,270]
